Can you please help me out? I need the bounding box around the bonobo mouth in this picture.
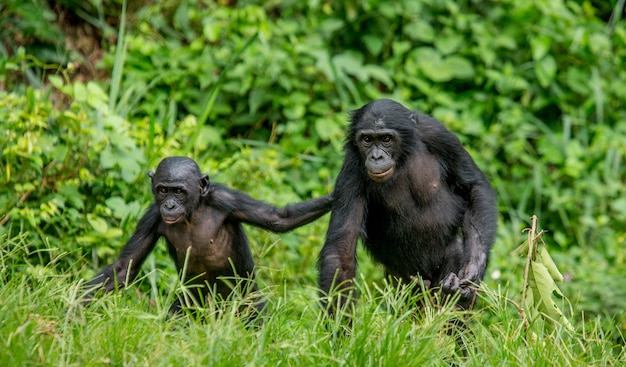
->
[368,167,395,182]
[163,216,183,225]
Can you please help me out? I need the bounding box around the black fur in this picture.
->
[318,99,497,313]
[84,156,333,317]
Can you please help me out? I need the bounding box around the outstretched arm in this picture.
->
[82,204,162,304]
[209,183,333,233]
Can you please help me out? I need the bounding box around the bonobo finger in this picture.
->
[441,272,461,293]
[459,286,474,300]
[457,278,478,300]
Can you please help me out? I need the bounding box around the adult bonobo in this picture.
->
[318,99,497,315]
[84,156,333,318]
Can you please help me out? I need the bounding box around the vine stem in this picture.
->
[520,215,539,330]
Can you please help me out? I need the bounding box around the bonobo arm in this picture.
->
[419,114,498,299]
[452,175,497,294]
[209,183,333,233]
[441,174,497,302]
[317,163,366,315]
[82,204,161,304]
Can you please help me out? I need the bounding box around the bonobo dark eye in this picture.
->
[362,136,372,145]
[382,135,393,144]
[158,187,168,194]
[174,188,184,195]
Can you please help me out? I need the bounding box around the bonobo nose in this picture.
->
[371,151,384,160]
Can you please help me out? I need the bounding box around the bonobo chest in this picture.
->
[363,163,464,279]
[364,154,464,244]
[160,206,233,268]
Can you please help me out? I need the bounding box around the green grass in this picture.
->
[1,232,624,366]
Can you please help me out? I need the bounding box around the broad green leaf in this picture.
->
[48,75,63,89]
[100,149,117,169]
[379,2,401,18]
[530,35,552,61]
[202,19,221,42]
[309,100,331,116]
[362,35,384,56]
[105,196,129,220]
[73,82,87,102]
[610,197,626,215]
[588,32,610,55]
[319,18,344,34]
[87,81,109,110]
[435,35,464,55]
[404,21,435,43]
[249,88,265,114]
[525,283,539,320]
[102,114,126,130]
[443,56,475,79]
[197,125,222,147]
[392,41,412,56]
[283,105,306,120]
[535,55,557,88]
[333,51,367,81]
[412,47,441,66]
[314,118,342,142]
[59,185,84,210]
[538,245,564,282]
[412,48,446,82]
[87,214,109,234]
[564,67,591,95]
[104,228,124,239]
[363,65,394,88]
[531,262,574,330]
[119,157,142,183]
[496,75,530,93]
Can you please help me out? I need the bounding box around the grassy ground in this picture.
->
[1,231,624,366]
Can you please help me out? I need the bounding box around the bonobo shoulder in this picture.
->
[414,113,454,136]
[413,114,464,154]
[204,182,242,212]
[207,182,234,199]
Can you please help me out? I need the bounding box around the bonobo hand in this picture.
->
[440,272,477,301]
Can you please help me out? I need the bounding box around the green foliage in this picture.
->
[511,216,573,332]
[0,84,146,267]
[101,0,626,252]
[0,0,67,89]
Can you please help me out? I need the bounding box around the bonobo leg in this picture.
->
[166,281,267,327]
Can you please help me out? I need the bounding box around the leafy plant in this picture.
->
[511,216,573,332]
[0,0,66,88]
[0,82,146,268]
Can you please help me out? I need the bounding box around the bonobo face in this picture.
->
[154,183,191,224]
[357,128,401,182]
[149,157,209,225]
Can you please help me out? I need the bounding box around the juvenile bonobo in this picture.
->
[318,99,497,315]
[84,156,333,317]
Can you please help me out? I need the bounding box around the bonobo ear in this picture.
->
[410,113,418,125]
[199,174,210,197]
[148,171,156,192]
